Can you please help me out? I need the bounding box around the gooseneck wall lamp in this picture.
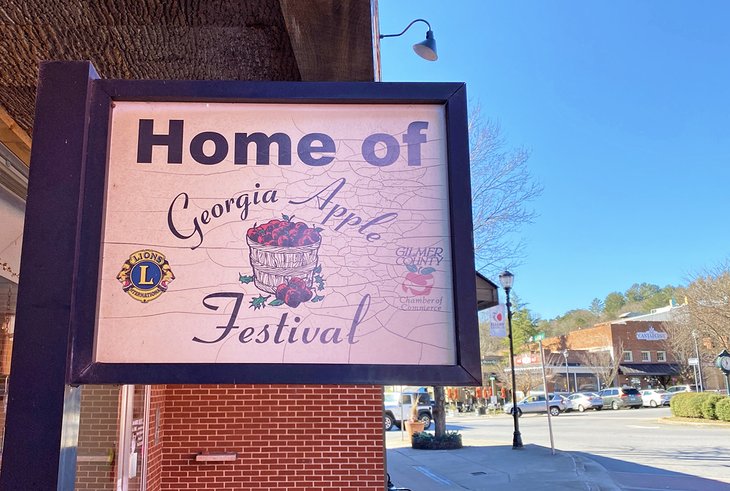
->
[379,18,438,61]
[499,270,524,449]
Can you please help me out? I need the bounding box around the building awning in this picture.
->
[476,272,499,311]
[619,363,681,376]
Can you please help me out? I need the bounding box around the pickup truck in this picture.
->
[384,391,433,431]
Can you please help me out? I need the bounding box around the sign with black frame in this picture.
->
[37,66,480,385]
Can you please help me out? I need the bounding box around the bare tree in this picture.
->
[581,345,622,389]
[684,264,730,351]
[663,308,698,383]
[469,106,543,276]
[479,320,506,356]
[432,107,542,439]
[655,264,730,390]
[514,368,539,397]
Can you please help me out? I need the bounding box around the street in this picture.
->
[386,407,730,487]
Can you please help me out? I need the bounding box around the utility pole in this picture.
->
[692,331,704,391]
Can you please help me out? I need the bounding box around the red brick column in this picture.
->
[158,384,384,490]
[145,385,166,490]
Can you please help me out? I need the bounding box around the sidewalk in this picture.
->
[387,438,621,491]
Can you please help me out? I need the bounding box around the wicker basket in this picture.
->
[247,236,321,294]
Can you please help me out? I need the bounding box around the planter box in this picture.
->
[404,421,425,437]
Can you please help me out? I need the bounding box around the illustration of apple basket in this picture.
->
[246,216,322,307]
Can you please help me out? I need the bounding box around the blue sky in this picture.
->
[379,1,730,320]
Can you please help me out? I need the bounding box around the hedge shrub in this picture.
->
[701,394,725,420]
[670,392,702,418]
[412,431,462,450]
[671,392,730,420]
[716,398,730,422]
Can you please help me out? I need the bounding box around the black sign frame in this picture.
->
[37,62,481,386]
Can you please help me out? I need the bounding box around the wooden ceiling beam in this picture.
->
[0,105,31,166]
[279,0,376,82]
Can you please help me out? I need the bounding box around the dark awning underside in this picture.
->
[619,363,681,376]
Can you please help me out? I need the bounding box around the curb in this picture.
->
[658,417,730,428]
[570,453,623,491]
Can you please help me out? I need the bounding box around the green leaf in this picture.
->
[269,298,284,306]
[314,275,325,291]
[249,294,270,310]
[311,295,324,303]
[314,227,323,233]
[239,273,254,284]
[313,264,322,274]
[406,264,418,273]
[282,214,294,222]
[420,267,435,274]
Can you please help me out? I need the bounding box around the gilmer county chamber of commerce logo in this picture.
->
[396,246,445,313]
[117,249,175,303]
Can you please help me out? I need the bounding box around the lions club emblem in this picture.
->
[116,250,175,303]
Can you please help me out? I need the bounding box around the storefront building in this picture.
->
[521,306,721,392]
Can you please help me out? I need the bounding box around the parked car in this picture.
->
[597,387,642,410]
[640,389,672,407]
[666,384,698,394]
[565,392,603,412]
[384,391,433,431]
[503,393,567,417]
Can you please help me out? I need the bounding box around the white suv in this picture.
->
[384,392,433,431]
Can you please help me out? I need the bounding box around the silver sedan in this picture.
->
[566,392,604,412]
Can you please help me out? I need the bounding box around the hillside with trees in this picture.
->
[536,282,685,338]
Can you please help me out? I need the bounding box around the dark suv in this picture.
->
[598,387,642,409]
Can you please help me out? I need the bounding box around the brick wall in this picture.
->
[611,321,675,363]
[543,321,674,363]
[158,384,384,491]
[565,324,613,350]
[75,385,120,491]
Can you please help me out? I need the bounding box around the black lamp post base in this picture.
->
[512,432,523,449]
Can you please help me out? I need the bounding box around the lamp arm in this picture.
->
[379,18,432,39]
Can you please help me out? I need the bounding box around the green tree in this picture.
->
[626,283,661,303]
[603,291,626,318]
[507,295,539,351]
[589,298,604,317]
[641,285,679,311]
[542,309,594,338]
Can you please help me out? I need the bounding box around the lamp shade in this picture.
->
[413,30,438,61]
[498,271,514,290]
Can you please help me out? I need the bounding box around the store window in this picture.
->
[657,351,666,362]
[622,351,633,362]
[641,351,651,362]
[0,144,150,486]
[0,142,27,468]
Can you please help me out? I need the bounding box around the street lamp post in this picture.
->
[562,350,570,393]
[692,330,704,392]
[499,270,523,449]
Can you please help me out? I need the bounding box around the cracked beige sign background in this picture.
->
[95,102,456,365]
